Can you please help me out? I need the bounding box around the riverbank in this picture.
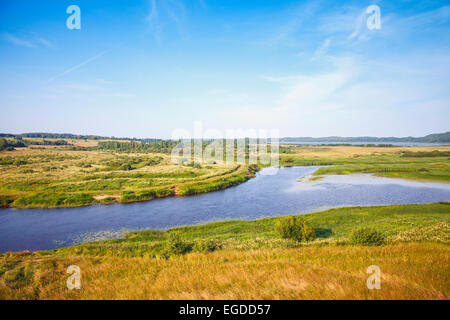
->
[1,203,449,299]
[0,145,259,209]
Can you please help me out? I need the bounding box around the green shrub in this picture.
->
[193,163,202,169]
[349,228,385,246]
[275,216,316,242]
[0,195,15,208]
[13,160,27,166]
[76,162,92,168]
[119,164,133,171]
[301,220,316,241]
[121,188,174,203]
[165,233,192,255]
[193,240,220,253]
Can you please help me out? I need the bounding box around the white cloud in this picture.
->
[47,51,109,83]
[3,33,35,48]
[4,33,56,49]
[311,38,331,61]
[36,37,54,48]
[147,0,189,41]
[218,54,450,136]
[400,5,450,29]
[348,9,367,40]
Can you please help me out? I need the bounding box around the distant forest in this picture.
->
[0,133,160,142]
[0,131,449,144]
[0,137,70,151]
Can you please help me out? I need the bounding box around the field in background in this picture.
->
[1,203,448,299]
[280,145,450,183]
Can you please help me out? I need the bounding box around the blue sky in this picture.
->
[0,0,449,138]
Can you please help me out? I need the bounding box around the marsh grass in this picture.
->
[0,148,257,208]
[280,148,450,183]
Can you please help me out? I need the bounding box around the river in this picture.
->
[0,166,449,252]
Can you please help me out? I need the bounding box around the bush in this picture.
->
[13,160,27,166]
[275,216,316,242]
[119,163,133,171]
[193,163,202,169]
[0,195,14,208]
[165,233,192,255]
[349,228,385,246]
[193,240,220,253]
[301,220,316,241]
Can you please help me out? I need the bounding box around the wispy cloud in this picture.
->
[147,0,188,41]
[311,38,331,61]
[402,5,450,29]
[47,51,109,83]
[221,52,450,136]
[36,37,54,48]
[3,32,56,48]
[348,9,368,40]
[3,33,35,48]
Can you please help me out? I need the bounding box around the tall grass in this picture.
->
[0,203,449,299]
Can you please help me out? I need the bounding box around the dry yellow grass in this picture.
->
[285,145,450,158]
[1,243,448,300]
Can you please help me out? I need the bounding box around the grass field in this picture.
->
[280,145,450,183]
[1,203,449,299]
[0,139,258,208]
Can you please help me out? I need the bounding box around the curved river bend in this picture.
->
[1,166,449,252]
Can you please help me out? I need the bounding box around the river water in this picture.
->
[0,166,449,252]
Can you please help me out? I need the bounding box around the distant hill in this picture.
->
[1,132,449,143]
[281,132,450,143]
[0,132,160,142]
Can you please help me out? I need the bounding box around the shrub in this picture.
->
[275,216,316,242]
[193,240,220,253]
[165,233,192,255]
[349,228,385,246]
[13,160,27,166]
[301,220,316,241]
[0,195,14,208]
[119,163,133,171]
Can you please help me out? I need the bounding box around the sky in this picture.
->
[0,0,449,138]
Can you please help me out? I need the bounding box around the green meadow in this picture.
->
[0,139,258,208]
[280,145,450,183]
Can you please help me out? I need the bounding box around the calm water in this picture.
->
[1,166,449,252]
